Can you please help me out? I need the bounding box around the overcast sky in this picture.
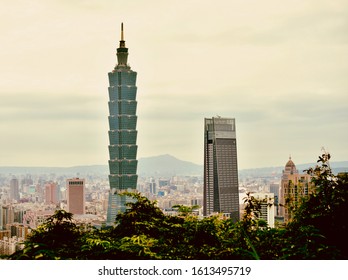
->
[1,0,347,169]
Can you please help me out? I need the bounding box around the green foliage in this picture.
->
[8,153,348,259]
[289,152,348,258]
[10,210,85,259]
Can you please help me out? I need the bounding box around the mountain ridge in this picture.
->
[0,154,347,177]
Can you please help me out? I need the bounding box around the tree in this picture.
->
[11,210,85,259]
[289,152,348,258]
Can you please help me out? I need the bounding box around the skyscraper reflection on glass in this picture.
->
[106,24,138,224]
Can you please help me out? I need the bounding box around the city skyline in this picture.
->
[1,1,347,170]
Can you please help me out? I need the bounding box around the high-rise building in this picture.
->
[279,157,297,217]
[67,178,85,215]
[249,192,275,228]
[269,183,280,216]
[106,23,138,224]
[1,205,14,228]
[44,182,58,205]
[279,157,312,222]
[9,177,20,202]
[148,178,157,195]
[0,207,4,230]
[203,117,239,221]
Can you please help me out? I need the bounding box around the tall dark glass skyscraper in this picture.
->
[203,117,239,221]
[106,24,138,223]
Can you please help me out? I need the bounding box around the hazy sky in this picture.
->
[1,0,347,169]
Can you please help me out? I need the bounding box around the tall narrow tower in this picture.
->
[203,117,239,221]
[9,177,20,202]
[106,23,138,224]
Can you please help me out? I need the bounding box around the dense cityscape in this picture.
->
[1,22,347,260]
[0,2,347,280]
[2,155,343,255]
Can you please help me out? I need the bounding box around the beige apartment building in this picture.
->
[279,157,313,222]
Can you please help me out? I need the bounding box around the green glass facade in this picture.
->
[106,24,138,223]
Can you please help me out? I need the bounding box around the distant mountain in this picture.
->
[0,155,203,177]
[138,154,202,177]
[0,155,347,178]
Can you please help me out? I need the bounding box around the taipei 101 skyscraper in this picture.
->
[106,23,138,224]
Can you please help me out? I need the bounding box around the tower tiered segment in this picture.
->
[106,23,138,223]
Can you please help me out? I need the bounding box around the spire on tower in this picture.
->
[115,22,129,69]
[119,22,126,48]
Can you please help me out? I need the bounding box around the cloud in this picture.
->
[0,92,106,121]
[1,0,347,168]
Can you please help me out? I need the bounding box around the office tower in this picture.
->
[9,177,20,202]
[269,183,280,216]
[203,117,239,221]
[249,192,275,228]
[2,205,14,227]
[148,179,157,195]
[106,23,138,224]
[0,207,3,230]
[44,182,58,205]
[279,157,312,222]
[67,178,85,215]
